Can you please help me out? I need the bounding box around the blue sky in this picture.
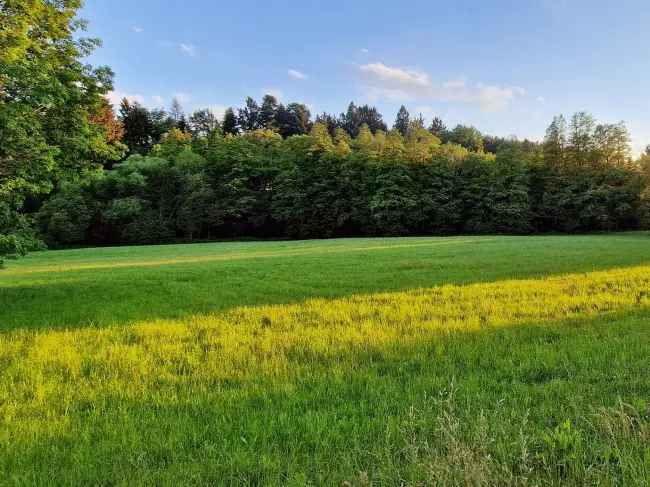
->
[81,0,650,153]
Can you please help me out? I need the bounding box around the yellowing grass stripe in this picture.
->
[1,264,648,433]
[1,238,485,276]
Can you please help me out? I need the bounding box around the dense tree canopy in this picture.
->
[2,2,650,265]
[31,101,647,248]
[0,0,121,264]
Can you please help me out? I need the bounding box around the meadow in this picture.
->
[1,234,650,485]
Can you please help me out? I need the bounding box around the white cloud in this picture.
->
[132,26,144,33]
[360,63,430,89]
[262,88,283,101]
[288,69,308,80]
[360,48,369,53]
[180,43,197,57]
[106,91,145,107]
[536,96,546,103]
[476,84,526,112]
[358,62,525,112]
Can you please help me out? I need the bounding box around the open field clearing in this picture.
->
[1,234,650,485]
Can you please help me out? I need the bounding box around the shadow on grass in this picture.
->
[2,233,650,333]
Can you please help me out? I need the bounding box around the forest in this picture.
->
[2,0,650,262]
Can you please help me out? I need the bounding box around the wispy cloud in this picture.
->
[360,48,369,53]
[106,91,145,107]
[132,26,144,33]
[179,43,197,57]
[358,62,525,112]
[107,92,186,110]
[288,69,308,80]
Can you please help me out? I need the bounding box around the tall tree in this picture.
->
[339,102,386,137]
[594,121,631,166]
[275,103,312,138]
[393,105,410,137]
[1,0,118,263]
[119,100,154,155]
[189,109,220,138]
[314,112,340,137]
[237,97,260,132]
[170,98,184,124]
[259,94,279,129]
[357,104,387,134]
[340,102,360,137]
[222,108,239,135]
[428,117,447,137]
[568,112,596,167]
[543,115,567,169]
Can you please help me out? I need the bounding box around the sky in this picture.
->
[81,0,650,154]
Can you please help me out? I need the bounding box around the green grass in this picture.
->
[1,234,650,485]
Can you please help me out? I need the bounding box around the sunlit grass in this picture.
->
[1,249,650,485]
[3,233,650,333]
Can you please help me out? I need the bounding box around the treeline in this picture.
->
[3,2,650,264]
[36,98,650,246]
[117,95,518,159]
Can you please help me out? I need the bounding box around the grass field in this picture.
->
[1,234,650,485]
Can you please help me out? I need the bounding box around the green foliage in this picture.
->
[25,109,645,247]
[0,0,121,263]
[538,420,584,478]
[370,163,420,235]
[37,182,94,246]
[445,124,485,152]
[0,234,25,267]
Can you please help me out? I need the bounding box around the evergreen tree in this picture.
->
[339,102,386,137]
[177,115,189,133]
[393,105,410,136]
[357,104,387,134]
[222,108,239,135]
[275,103,312,138]
[119,99,154,155]
[315,112,340,137]
[428,117,447,137]
[259,94,279,129]
[340,102,360,137]
[170,97,184,125]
